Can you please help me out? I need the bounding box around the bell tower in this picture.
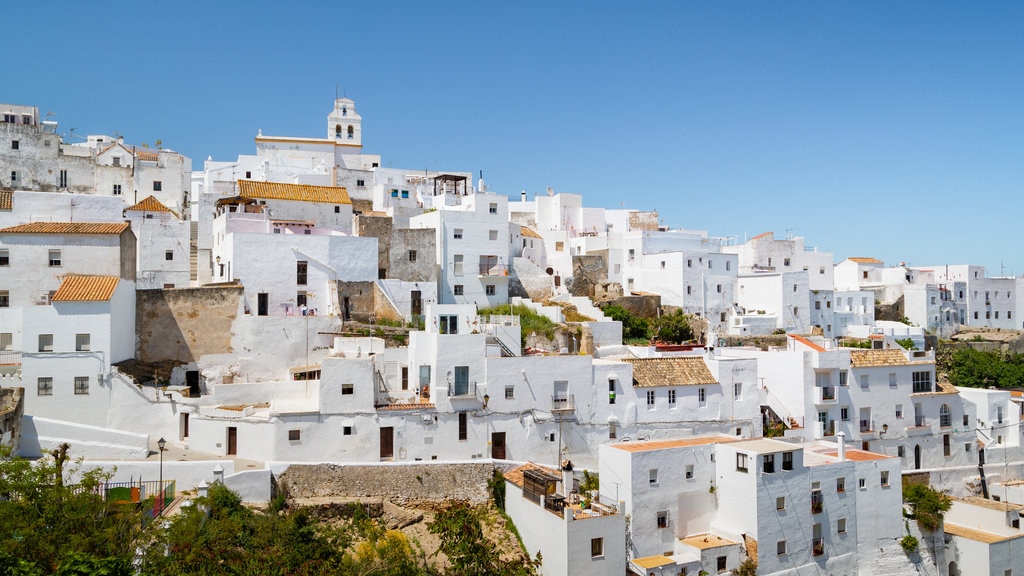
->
[327,97,362,149]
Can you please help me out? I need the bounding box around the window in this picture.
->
[837,517,847,534]
[776,496,785,510]
[343,425,353,436]
[453,254,464,275]
[912,371,932,393]
[439,315,458,334]
[38,377,53,396]
[646,390,655,406]
[782,451,793,471]
[939,404,951,427]
[485,285,495,296]
[668,389,676,406]
[356,179,364,187]
[296,291,307,307]
[686,464,694,479]
[112,184,122,195]
[896,404,903,419]
[656,511,668,528]
[453,285,464,296]
[10,171,16,182]
[590,537,603,558]
[840,407,849,421]
[793,284,798,292]
[898,445,905,457]
[0,249,7,266]
[609,422,616,439]
[391,189,399,198]
[777,540,787,555]
[763,453,775,473]
[288,430,301,441]
[401,190,409,199]
[881,471,890,486]
[687,285,692,295]
[296,261,308,285]
[860,375,869,389]
[341,383,354,395]
[736,452,748,472]
[74,376,89,395]
[75,333,90,352]
[649,469,658,485]
[408,250,417,262]
[889,373,897,387]
[555,242,564,252]
[726,261,731,271]
[49,250,61,267]
[153,181,162,191]
[458,412,468,441]
[505,385,514,399]
[59,169,67,188]
[0,333,10,351]
[161,249,173,262]
[628,249,635,261]
[734,382,742,398]
[717,556,727,572]
[698,387,706,405]
[608,379,616,404]
[334,205,341,213]
[489,203,498,214]
[453,228,463,240]
[836,477,845,492]
[944,433,951,456]
[0,291,7,308]
[38,334,53,352]
[687,259,692,267]
[716,284,722,293]
[11,140,18,150]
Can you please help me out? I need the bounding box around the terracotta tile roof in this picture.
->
[944,523,1023,544]
[0,191,11,211]
[126,195,175,214]
[958,496,1024,512]
[609,434,737,453]
[503,462,559,488]
[849,349,909,367]
[680,533,738,550]
[375,403,436,411]
[520,227,543,239]
[238,180,351,204]
[848,257,883,264]
[632,555,676,569]
[822,449,892,461]
[789,334,826,352]
[751,231,772,240]
[135,150,160,162]
[0,222,130,235]
[51,275,119,302]
[625,357,718,387]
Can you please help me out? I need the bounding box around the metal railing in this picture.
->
[448,381,477,399]
[551,394,575,411]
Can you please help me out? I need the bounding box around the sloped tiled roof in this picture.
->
[632,555,676,569]
[751,231,772,240]
[625,357,718,387]
[520,227,543,239]
[51,275,119,302]
[238,180,351,204]
[0,222,130,235]
[848,257,884,264]
[0,191,11,211]
[126,195,176,215]
[944,523,1022,544]
[789,334,826,352]
[503,462,559,489]
[135,149,160,162]
[849,349,909,367]
[376,403,436,411]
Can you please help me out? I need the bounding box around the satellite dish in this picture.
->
[546,186,554,196]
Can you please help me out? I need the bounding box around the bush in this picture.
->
[650,310,694,344]
[900,534,919,553]
[903,482,952,532]
[601,305,650,342]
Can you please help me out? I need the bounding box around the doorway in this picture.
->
[227,427,237,455]
[914,444,922,470]
[491,432,506,460]
[180,413,189,440]
[257,293,268,316]
[411,290,422,316]
[185,370,200,397]
[380,427,394,460]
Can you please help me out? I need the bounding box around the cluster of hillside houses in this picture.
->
[1,99,1023,575]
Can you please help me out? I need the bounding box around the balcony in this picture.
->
[812,538,824,557]
[551,394,575,412]
[811,491,824,514]
[448,381,478,400]
[0,350,21,377]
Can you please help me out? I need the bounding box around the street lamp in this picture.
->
[157,437,166,516]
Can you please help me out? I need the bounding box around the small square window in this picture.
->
[657,511,668,528]
[485,285,495,296]
[341,383,354,395]
[391,189,399,198]
[153,181,162,191]
[649,469,658,485]
[75,333,90,352]
[165,250,174,261]
[489,230,498,241]
[590,537,603,558]
[776,496,785,510]
[408,250,417,262]
[858,478,866,489]
[356,179,365,187]
[334,206,341,213]
[49,250,62,267]
[505,385,514,399]
[37,377,53,396]
[11,140,19,150]
[453,229,463,239]
[74,376,89,395]
[38,334,53,352]
[0,290,8,308]
[736,452,748,472]
[453,285,464,296]
[837,518,847,534]
[401,190,409,199]
[777,540,787,555]
[112,184,122,195]
[343,426,353,436]
[836,477,845,492]
[0,249,8,266]
[288,429,301,441]
[489,203,498,214]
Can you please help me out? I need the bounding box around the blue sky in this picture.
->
[5,1,1023,274]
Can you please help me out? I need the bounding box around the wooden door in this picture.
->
[411,291,422,316]
[257,293,268,316]
[491,432,506,460]
[227,427,237,455]
[380,427,394,460]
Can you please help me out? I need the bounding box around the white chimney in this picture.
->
[561,460,574,498]
[836,431,846,461]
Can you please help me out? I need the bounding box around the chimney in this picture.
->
[520,190,526,202]
[836,431,846,461]
[561,459,574,498]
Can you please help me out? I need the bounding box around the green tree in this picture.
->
[601,305,651,342]
[0,447,140,575]
[895,337,917,350]
[429,504,536,576]
[903,482,952,532]
[651,310,694,344]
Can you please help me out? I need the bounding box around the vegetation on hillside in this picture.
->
[601,306,695,345]
[939,346,1024,389]
[903,481,952,532]
[478,304,556,347]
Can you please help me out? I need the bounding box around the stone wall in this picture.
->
[569,254,608,297]
[389,228,436,282]
[136,286,242,363]
[276,461,519,505]
[337,281,376,322]
[353,213,393,276]
[0,387,24,453]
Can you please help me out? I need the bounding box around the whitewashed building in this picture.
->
[124,196,191,289]
[944,497,1024,576]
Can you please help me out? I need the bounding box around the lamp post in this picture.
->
[157,437,166,516]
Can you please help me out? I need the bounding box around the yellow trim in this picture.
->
[254,135,361,148]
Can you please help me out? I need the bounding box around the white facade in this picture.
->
[125,197,191,289]
[944,497,1024,576]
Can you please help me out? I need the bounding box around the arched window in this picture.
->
[939,404,951,427]
[342,106,347,116]
[347,125,354,139]
[335,124,342,138]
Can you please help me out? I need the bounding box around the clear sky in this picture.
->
[5,1,1023,275]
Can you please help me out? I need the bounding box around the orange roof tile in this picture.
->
[0,191,12,211]
[376,403,436,411]
[680,533,738,549]
[944,523,1024,544]
[822,449,892,461]
[751,231,772,241]
[609,434,737,452]
[632,555,676,569]
[848,257,883,264]
[850,349,910,367]
[238,180,351,204]
[789,334,826,352]
[126,195,175,214]
[625,357,718,387]
[51,275,119,302]
[504,462,560,488]
[520,227,543,239]
[0,222,130,235]
[135,150,160,162]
